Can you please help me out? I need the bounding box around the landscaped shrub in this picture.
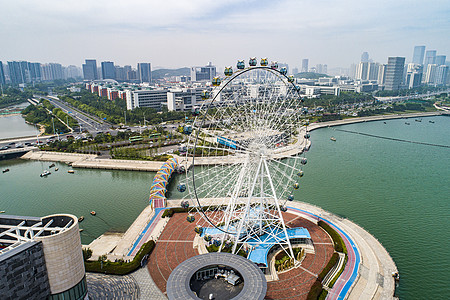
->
[318,220,347,254]
[318,252,339,281]
[84,240,155,275]
[306,279,323,300]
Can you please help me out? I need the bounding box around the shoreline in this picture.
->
[307,110,445,132]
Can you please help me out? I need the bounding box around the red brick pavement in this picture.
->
[147,212,334,299]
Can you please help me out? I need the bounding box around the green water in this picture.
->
[1,115,449,298]
[0,159,155,245]
[297,116,450,299]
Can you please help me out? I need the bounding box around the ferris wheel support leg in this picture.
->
[231,158,263,255]
[262,158,295,261]
[222,158,250,234]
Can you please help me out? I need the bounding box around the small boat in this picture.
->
[49,163,55,168]
[415,119,421,122]
[90,211,96,216]
[79,229,84,232]
[383,121,386,124]
[0,211,5,214]
[405,122,410,125]
[78,216,84,222]
[2,169,10,173]
[330,137,336,141]
[55,168,59,171]
[429,120,435,123]
[40,170,51,177]
[68,170,75,174]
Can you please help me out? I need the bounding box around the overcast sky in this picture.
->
[1,0,449,69]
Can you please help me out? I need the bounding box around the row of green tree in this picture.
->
[0,88,32,109]
[374,85,448,97]
[21,100,77,134]
[303,91,375,108]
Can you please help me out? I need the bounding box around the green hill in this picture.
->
[294,72,330,79]
[152,68,190,80]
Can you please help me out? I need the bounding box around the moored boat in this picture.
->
[2,169,10,173]
[40,170,51,177]
[49,163,55,168]
[55,168,59,171]
[68,170,75,174]
[330,137,336,141]
[78,216,84,222]
[90,211,96,216]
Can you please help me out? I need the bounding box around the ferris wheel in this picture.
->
[178,58,310,261]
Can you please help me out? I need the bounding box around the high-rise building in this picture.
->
[367,62,379,80]
[28,62,42,82]
[384,57,405,90]
[65,65,81,79]
[101,61,115,80]
[435,65,449,85]
[361,52,369,63]
[190,62,216,81]
[114,66,127,81]
[301,59,309,73]
[137,63,152,83]
[424,50,437,68]
[406,63,423,89]
[7,61,29,85]
[0,61,5,86]
[82,59,98,81]
[41,63,64,81]
[356,62,369,80]
[412,46,425,65]
[435,55,446,66]
[424,64,437,84]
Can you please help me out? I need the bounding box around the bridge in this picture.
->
[0,147,37,160]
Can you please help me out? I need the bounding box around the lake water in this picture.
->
[0,103,38,139]
[1,115,449,299]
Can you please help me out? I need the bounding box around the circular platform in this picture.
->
[166,252,267,300]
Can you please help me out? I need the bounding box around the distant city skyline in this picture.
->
[1,1,449,70]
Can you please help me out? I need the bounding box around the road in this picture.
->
[39,95,113,134]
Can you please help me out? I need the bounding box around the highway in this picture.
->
[39,95,113,134]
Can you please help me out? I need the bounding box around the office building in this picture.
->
[301,59,309,72]
[356,62,369,80]
[65,65,81,79]
[424,50,437,68]
[166,88,203,111]
[435,55,446,66]
[384,57,405,90]
[191,62,216,81]
[424,64,437,84]
[126,89,167,110]
[0,61,5,86]
[412,46,425,65]
[367,62,379,81]
[435,65,449,85]
[82,59,98,81]
[0,214,87,299]
[406,63,423,88]
[101,61,116,80]
[361,52,369,63]
[115,66,127,81]
[137,63,152,83]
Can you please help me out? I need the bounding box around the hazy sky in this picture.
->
[1,0,449,69]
